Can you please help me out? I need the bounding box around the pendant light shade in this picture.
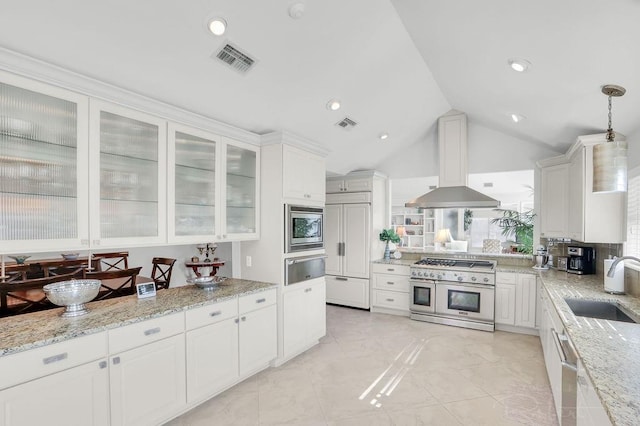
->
[593,84,628,193]
[593,139,627,192]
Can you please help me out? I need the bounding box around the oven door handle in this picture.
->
[551,329,577,372]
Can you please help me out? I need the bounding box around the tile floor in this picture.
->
[167,305,559,425]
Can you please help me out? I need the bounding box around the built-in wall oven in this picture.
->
[285,205,324,253]
[409,258,496,332]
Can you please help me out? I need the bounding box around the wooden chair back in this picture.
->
[92,251,129,272]
[151,257,176,290]
[0,268,84,317]
[84,266,142,300]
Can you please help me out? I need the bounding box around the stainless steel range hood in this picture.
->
[405,111,500,209]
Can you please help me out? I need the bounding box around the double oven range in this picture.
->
[410,257,496,332]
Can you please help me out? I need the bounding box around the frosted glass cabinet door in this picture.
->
[0,71,89,252]
[223,139,259,240]
[168,123,220,243]
[89,101,166,246]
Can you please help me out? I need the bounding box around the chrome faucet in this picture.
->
[606,256,640,277]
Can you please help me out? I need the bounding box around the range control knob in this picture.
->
[483,277,489,283]
[411,271,416,276]
[457,276,463,282]
[418,271,424,277]
[430,273,435,278]
[437,274,442,280]
[471,276,477,281]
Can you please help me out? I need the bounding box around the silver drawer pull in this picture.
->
[386,281,395,285]
[335,277,348,281]
[144,327,161,336]
[99,361,107,369]
[112,356,121,365]
[305,288,312,293]
[387,268,395,271]
[234,318,239,324]
[241,316,246,321]
[386,298,395,302]
[43,352,67,365]
[256,298,266,304]
[209,310,222,317]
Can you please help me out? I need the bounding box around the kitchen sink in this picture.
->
[564,298,638,323]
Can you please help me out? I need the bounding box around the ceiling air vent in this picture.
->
[335,117,357,130]
[213,43,256,74]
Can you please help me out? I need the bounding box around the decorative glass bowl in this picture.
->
[188,276,227,290]
[61,253,80,260]
[43,279,101,317]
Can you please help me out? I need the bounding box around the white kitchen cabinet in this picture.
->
[283,277,326,359]
[185,299,239,404]
[539,159,570,239]
[108,313,186,426]
[168,125,260,244]
[370,263,411,315]
[576,359,611,426]
[495,274,516,326]
[89,100,167,248]
[282,144,325,204]
[238,305,277,377]
[495,272,537,330]
[325,198,371,308]
[0,332,108,426]
[0,70,90,253]
[326,176,372,193]
[515,273,537,328]
[567,135,626,243]
[0,359,109,426]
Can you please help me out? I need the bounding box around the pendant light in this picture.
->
[593,84,627,193]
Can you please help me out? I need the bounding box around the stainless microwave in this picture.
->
[286,205,324,252]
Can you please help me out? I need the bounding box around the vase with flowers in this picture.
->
[379,228,401,261]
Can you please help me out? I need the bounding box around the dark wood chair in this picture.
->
[0,268,84,317]
[92,251,129,272]
[151,257,176,290]
[84,267,142,300]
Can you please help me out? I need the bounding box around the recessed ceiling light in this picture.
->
[326,99,341,111]
[379,132,389,140]
[288,3,305,19]
[208,18,227,36]
[508,58,531,73]
[510,113,525,123]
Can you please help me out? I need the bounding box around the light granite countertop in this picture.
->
[536,270,640,426]
[0,278,276,357]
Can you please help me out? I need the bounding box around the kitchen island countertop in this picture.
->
[0,278,276,357]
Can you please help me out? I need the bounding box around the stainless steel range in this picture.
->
[410,257,496,332]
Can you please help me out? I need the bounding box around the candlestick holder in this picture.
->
[196,243,217,262]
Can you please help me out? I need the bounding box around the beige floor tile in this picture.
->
[444,396,516,426]
[167,305,558,426]
[387,404,463,426]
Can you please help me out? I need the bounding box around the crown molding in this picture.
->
[260,130,329,156]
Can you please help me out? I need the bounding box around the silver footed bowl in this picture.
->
[43,279,101,317]
[189,276,227,290]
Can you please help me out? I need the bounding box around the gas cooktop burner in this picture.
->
[413,257,496,270]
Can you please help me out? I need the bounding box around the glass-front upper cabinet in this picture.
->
[167,123,219,243]
[89,100,166,248]
[223,138,259,240]
[0,71,89,253]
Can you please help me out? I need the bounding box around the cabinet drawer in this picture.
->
[239,288,277,314]
[185,298,238,331]
[496,272,517,284]
[109,312,184,354]
[371,263,410,275]
[373,273,410,292]
[373,289,410,311]
[0,332,107,390]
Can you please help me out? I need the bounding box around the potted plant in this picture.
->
[379,228,401,260]
[490,209,535,254]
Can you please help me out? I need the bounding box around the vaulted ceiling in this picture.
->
[0,0,638,175]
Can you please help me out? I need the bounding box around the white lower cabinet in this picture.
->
[576,359,611,426]
[0,359,109,426]
[109,333,186,426]
[0,332,109,426]
[283,278,326,359]
[325,275,369,309]
[371,263,411,315]
[185,299,239,404]
[495,272,537,329]
[239,301,277,376]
